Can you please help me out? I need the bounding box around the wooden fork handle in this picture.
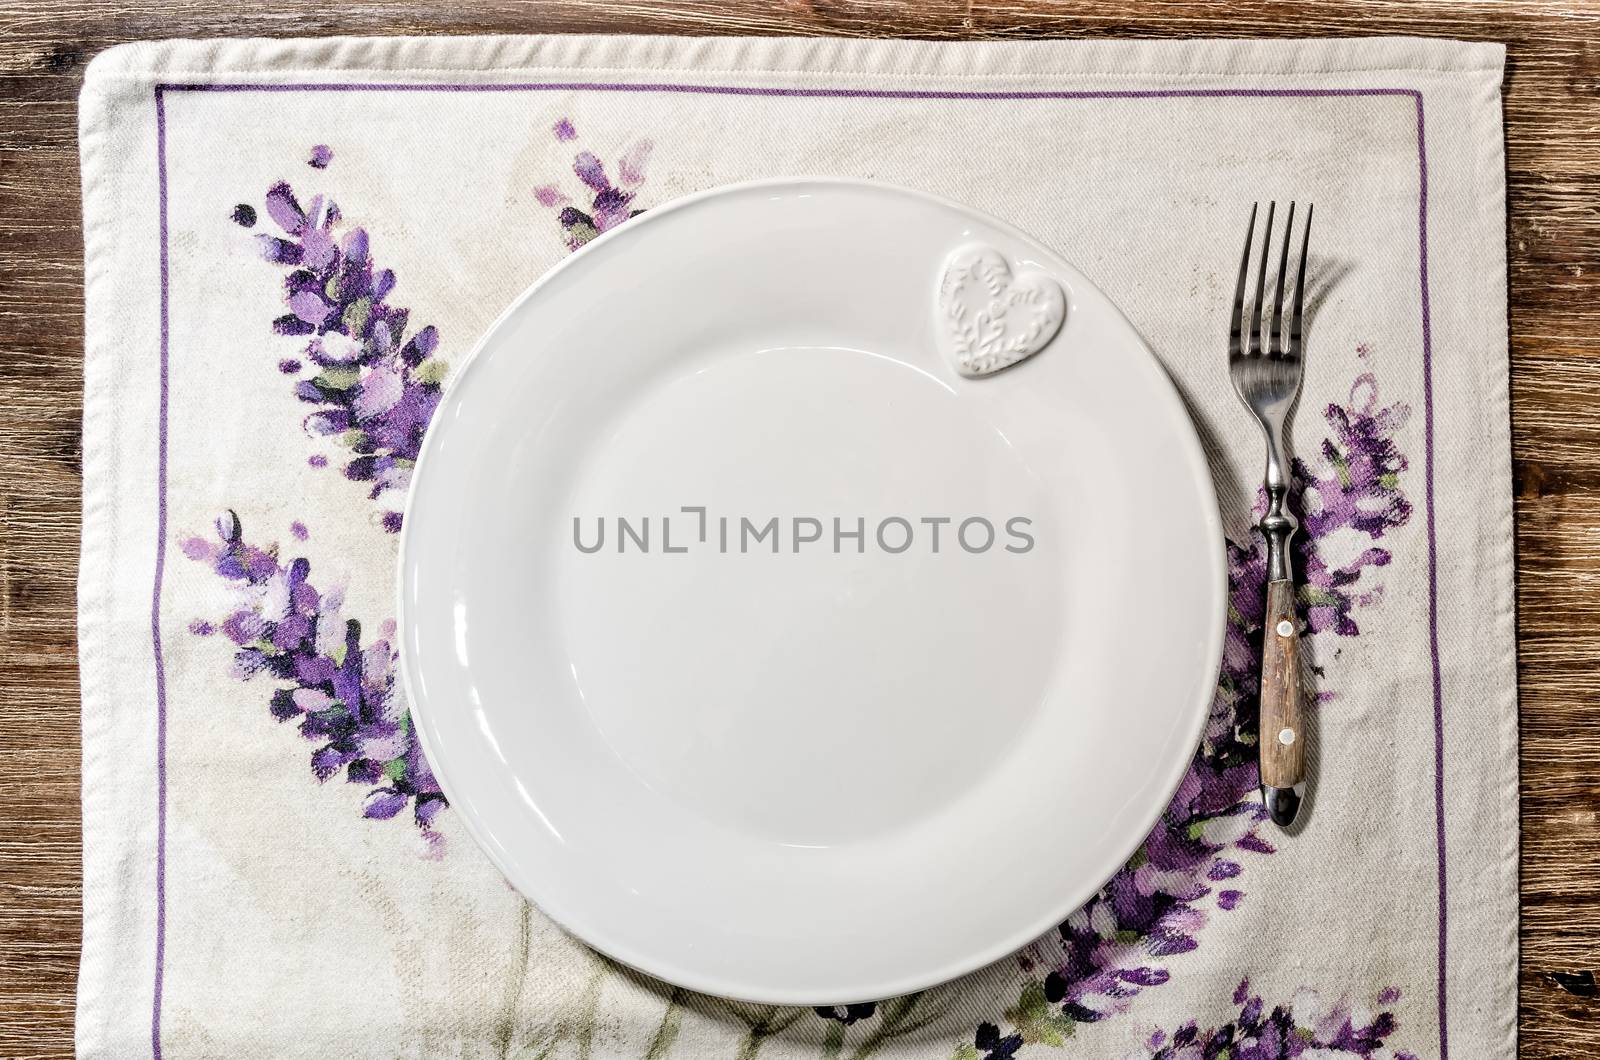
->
[1259,579,1304,826]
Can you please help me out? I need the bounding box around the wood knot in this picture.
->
[1552,970,1597,998]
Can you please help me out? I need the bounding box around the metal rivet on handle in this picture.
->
[1278,728,1296,746]
[1276,620,1294,637]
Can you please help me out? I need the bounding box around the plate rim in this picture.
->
[396,176,1227,1004]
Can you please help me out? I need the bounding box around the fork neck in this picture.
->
[1260,430,1299,584]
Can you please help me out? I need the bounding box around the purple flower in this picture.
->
[263,182,307,234]
[1295,372,1413,635]
[251,181,450,531]
[363,788,409,819]
[973,1022,1024,1060]
[181,512,445,832]
[308,143,333,169]
[1126,981,1412,1059]
[532,119,654,251]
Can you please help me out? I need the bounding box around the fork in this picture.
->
[1228,200,1313,829]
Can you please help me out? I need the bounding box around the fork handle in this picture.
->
[1259,578,1305,826]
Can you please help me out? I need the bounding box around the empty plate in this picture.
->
[397,179,1224,1004]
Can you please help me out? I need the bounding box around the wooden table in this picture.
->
[2,2,1595,1056]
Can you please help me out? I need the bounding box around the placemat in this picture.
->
[76,34,1515,1060]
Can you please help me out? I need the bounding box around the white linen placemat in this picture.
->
[76,34,1515,1060]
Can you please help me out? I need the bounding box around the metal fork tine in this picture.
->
[1289,203,1313,358]
[1269,202,1295,358]
[1229,202,1258,361]
[1248,201,1274,357]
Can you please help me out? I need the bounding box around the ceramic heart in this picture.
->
[936,245,1066,377]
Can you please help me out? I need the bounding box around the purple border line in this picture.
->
[148,80,1443,1060]
[1413,90,1447,1060]
[150,84,171,1060]
[156,80,1420,100]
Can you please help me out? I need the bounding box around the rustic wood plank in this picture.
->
[1,3,1595,1057]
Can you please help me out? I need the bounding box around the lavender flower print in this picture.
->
[1124,980,1416,1060]
[533,118,654,251]
[180,512,445,832]
[254,179,449,533]
[954,357,1413,1051]
[1297,371,1412,636]
[964,1023,1025,1060]
[197,130,668,841]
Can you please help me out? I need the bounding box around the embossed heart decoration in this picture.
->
[936,245,1067,377]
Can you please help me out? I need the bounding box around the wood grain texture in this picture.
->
[0,1,1595,1057]
[1259,580,1306,791]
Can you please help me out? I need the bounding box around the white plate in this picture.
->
[398,179,1224,1004]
